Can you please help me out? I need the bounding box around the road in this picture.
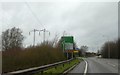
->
[68,57,119,75]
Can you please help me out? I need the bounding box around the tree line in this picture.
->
[100,39,119,59]
[2,27,66,73]
[2,27,24,51]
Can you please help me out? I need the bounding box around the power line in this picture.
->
[25,2,45,28]
[25,2,50,45]
[29,28,50,46]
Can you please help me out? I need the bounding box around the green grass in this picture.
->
[77,57,86,59]
[35,58,81,75]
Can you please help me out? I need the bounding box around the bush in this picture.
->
[2,44,66,73]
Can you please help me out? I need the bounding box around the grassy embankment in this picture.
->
[2,44,66,73]
[35,58,82,75]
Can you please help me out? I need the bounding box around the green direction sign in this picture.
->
[61,36,74,43]
[61,36,74,50]
[65,43,73,50]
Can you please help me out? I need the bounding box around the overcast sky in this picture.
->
[1,1,118,52]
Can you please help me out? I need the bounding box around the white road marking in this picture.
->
[63,64,77,74]
[83,59,88,75]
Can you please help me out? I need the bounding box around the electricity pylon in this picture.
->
[39,28,50,43]
[29,29,41,46]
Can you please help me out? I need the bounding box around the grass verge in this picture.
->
[34,58,81,75]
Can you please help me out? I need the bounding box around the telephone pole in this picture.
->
[29,29,41,46]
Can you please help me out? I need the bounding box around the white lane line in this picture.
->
[83,59,88,75]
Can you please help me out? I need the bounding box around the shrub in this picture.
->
[2,43,66,73]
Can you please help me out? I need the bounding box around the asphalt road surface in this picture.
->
[68,57,119,75]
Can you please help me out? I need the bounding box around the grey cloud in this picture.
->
[1,2,118,52]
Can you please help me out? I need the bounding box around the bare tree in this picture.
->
[101,40,118,59]
[81,45,88,52]
[50,33,59,47]
[2,27,24,50]
[80,45,88,57]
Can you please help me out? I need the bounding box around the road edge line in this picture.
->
[83,59,88,75]
[63,64,77,74]
[63,58,80,74]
